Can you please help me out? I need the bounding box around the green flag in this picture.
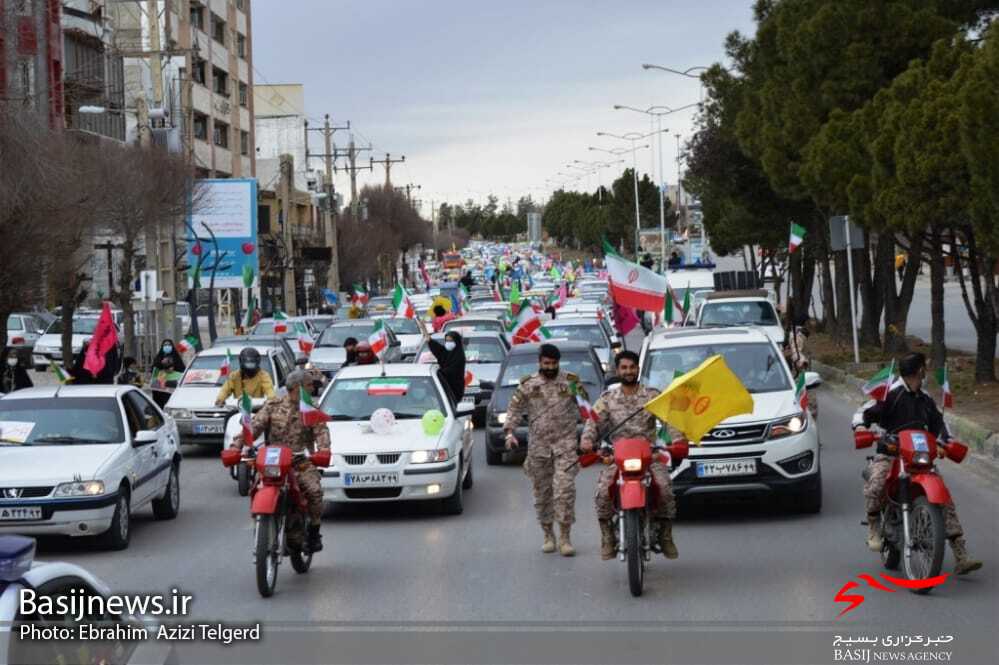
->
[664,288,674,323]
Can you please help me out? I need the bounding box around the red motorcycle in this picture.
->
[222,444,331,597]
[583,437,688,597]
[855,428,968,591]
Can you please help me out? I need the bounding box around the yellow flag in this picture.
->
[643,355,754,444]
[428,295,453,315]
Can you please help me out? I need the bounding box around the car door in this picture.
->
[438,375,471,466]
[122,392,161,506]
[128,390,176,492]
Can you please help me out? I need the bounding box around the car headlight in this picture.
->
[411,449,449,464]
[54,480,105,497]
[496,413,507,425]
[769,413,807,439]
[623,458,642,472]
[168,408,193,419]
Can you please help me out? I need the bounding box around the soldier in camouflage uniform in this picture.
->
[504,343,586,556]
[853,353,981,575]
[232,370,331,553]
[580,351,678,561]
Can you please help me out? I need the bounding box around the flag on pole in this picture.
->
[681,283,691,322]
[789,222,807,253]
[794,372,808,411]
[300,386,332,426]
[602,238,667,312]
[49,360,71,384]
[176,334,198,354]
[863,360,896,402]
[664,288,674,324]
[221,348,232,377]
[83,302,119,378]
[509,282,522,315]
[935,364,953,409]
[240,391,254,445]
[368,320,389,358]
[509,306,550,344]
[392,284,416,319]
[569,379,598,422]
[298,332,315,355]
[351,283,369,305]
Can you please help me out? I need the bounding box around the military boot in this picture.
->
[541,523,556,553]
[866,514,882,552]
[558,523,575,557]
[950,537,982,575]
[658,520,678,559]
[306,524,323,553]
[598,519,616,560]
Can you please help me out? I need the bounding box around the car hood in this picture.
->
[165,386,223,410]
[0,444,122,484]
[35,333,90,349]
[715,390,799,425]
[325,419,448,453]
[310,347,346,365]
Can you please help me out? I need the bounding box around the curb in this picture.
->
[812,360,999,485]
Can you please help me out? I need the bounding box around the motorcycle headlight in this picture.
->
[411,449,449,464]
[623,458,642,472]
[54,480,105,497]
[496,413,507,425]
[913,451,932,466]
[769,413,807,439]
[263,465,282,478]
[168,408,193,420]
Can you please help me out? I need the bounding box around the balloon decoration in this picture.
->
[421,409,445,436]
[369,408,396,435]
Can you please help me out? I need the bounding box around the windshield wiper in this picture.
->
[327,414,357,421]
[32,435,115,444]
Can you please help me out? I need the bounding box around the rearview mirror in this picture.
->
[805,371,822,389]
[133,430,158,446]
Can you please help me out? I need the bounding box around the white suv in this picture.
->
[638,327,821,512]
[695,290,784,345]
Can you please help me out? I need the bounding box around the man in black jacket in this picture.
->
[853,353,982,574]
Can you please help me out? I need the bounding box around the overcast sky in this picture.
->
[251,0,756,215]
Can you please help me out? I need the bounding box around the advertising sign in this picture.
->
[186,179,259,289]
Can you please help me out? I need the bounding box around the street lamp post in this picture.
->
[641,64,712,102]
[596,130,664,260]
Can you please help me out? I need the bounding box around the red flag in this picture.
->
[612,304,640,336]
[84,302,119,378]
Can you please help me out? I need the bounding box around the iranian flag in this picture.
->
[794,372,808,410]
[367,378,409,396]
[273,311,289,334]
[298,332,315,355]
[49,361,72,384]
[176,334,198,354]
[789,222,806,253]
[602,239,666,313]
[664,288,675,324]
[368,320,388,358]
[239,391,254,445]
[220,348,232,377]
[863,360,896,402]
[570,379,598,422]
[509,307,550,344]
[392,284,416,319]
[680,283,692,323]
[300,386,331,426]
[935,364,953,409]
[352,283,369,305]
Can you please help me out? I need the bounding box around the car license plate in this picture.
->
[194,423,224,435]
[0,506,42,521]
[696,459,757,478]
[344,472,399,486]
[460,396,476,404]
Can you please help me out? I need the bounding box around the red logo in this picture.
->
[834,573,949,618]
[627,269,639,284]
[693,396,711,415]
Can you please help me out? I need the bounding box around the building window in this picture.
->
[258,205,270,234]
[236,0,244,11]
[193,113,208,141]
[240,130,249,156]
[236,33,246,59]
[211,14,226,45]
[212,67,229,97]
[213,120,229,148]
[192,58,206,85]
[238,82,248,107]
[189,5,205,30]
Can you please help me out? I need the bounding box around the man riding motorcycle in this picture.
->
[580,351,678,560]
[230,370,330,552]
[215,347,276,407]
[853,352,982,575]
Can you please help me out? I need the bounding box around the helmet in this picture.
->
[355,342,376,365]
[239,347,261,377]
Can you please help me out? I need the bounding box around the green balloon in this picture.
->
[422,409,445,436]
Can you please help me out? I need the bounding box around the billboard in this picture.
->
[186,179,259,289]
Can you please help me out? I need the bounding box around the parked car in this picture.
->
[415,331,510,427]
[31,317,122,372]
[638,326,821,512]
[318,364,474,514]
[485,341,606,465]
[6,314,47,353]
[307,320,402,378]
[0,385,181,549]
[696,290,785,345]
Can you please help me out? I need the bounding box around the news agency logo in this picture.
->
[834,573,949,618]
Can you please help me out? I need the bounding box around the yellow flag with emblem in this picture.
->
[427,295,453,316]
[643,355,754,444]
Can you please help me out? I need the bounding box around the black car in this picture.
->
[485,341,606,465]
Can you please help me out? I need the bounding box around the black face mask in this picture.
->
[242,366,259,378]
[540,367,558,379]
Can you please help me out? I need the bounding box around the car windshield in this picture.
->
[46,318,99,335]
[183,354,275,386]
[643,343,789,394]
[500,355,600,387]
[385,318,420,335]
[544,324,607,348]
[307,318,335,332]
[318,324,375,347]
[464,339,506,363]
[253,321,307,336]
[700,302,778,327]
[0,398,124,445]
[320,376,445,420]
[445,319,503,333]
[6,316,22,331]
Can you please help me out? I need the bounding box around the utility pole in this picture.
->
[371,153,405,189]
[305,114,349,292]
[333,135,372,216]
[279,155,297,313]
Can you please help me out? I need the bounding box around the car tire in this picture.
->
[441,463,464,515]
[98,490,131,551]
[472,411,486,429]
[461,455,474,490]
[152,464,180,520]
[485,443,503,466]
[795,471,822,514]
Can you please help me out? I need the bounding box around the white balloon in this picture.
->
[369,407,396,435]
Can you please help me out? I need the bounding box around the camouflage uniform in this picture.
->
[581,385,676,520]
[863,454,963,538]
[505,370,584,526]
[236,393,331,546]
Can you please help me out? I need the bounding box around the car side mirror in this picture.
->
[478,380,495,391]
[456,402,474,417]
[133,430,158,446]
[805,371,822,389]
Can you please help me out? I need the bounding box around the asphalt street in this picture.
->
[26,373,999,632]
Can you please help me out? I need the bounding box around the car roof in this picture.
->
[256,316,311,323]
[647,326,771,349]
[334,363,438,379]
[546,317,601,327]
[1,385,134,400]
[197,344,281,357]
[507,341,593,355]
[704,290,770,301]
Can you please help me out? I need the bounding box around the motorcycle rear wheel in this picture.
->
[255,514,280,597]
[625,510,644,597]
[290,549,313,573]
[903,496,945,593]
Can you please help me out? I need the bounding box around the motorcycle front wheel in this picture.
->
[255,514,280,597]
[237,463,252,497]
[624,509,644,597]
[903,496,945,593]
[289,514,313,573]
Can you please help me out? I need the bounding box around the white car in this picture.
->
[0,536,173,663]
[308,320,402,378]
[31,316,101,371]
[696,290,785,345]
[383,317,424,360]
[638,327,822,512]
[317,364,474,514]
[5,314,46,353]
[0,385,181,549]
[542,316,618,373]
